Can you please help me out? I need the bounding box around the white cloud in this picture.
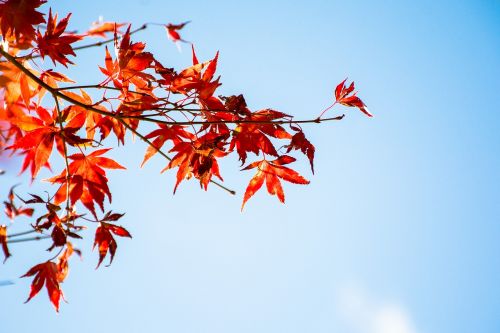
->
[336,284,418,333]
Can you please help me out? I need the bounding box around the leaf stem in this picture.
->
[317,101,337,120]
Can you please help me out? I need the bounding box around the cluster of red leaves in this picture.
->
[0,0,370,311]
[0,0,46,44]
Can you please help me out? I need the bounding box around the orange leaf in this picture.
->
[0,0,46,42]
[48,149,125,217]
[93,221,131,268]
[241,155,309,210]
[163,132,227,192]
[0,225,11,263]
[21,261,63,312]
[87,21,125,38]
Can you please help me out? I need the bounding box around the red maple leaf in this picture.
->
[170,46,221,101]
[35,9,83,67]
[8,105,59,178]
[334,79,372,117]
[141,124,195,167]
[285,127,316,173]
[40,69,75,87]
[21,261,64,312]
[21,243,77,312]
[165,21,190,43]
[59,89,114,142]
[163,132,228,193]
[9,105,87,179]
[241,155,309,210]
[93,217,131,268]
[0,0,46,42]
[229,109,292,165]
[48,148,125,217]
[99,25,155,92]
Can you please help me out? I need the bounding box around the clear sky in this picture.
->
[1,0,499,332]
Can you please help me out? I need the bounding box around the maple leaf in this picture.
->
[221,94,251,115]
[59,89,112,142]
[285,127,316,173]
[35,9,83,67]
[229,109,292,165]
[40,69,75,88]
[194,94,250,136]
[141,124,195,167]
[9,105,88,179]
[170,46,221,101]
[99,25,155,92]
[0,225,10,263]
[241,155,309,210]
[165,21,190,43]
[48,148,125,217]
[163,132,228,193]
[153,59,177,86]
[334,79,372,117]
[115,92,159,133]
[87,21,125,38]
[8,106,58,178]
[93,218,131,268]
[0,0,46,42]
[0,60,40,108]
[21,261,64,312]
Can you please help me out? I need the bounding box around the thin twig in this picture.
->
[53,92,72,212]
[7,230,38,238]
[72,24,147,51]
[7,236,50,244]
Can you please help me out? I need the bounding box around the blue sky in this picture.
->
[1,0,499,332]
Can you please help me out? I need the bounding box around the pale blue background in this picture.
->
[1,0,499,332]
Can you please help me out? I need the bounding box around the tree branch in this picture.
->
[7,230,38,238]
[0,47,343,197]
[0,48,237,195]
